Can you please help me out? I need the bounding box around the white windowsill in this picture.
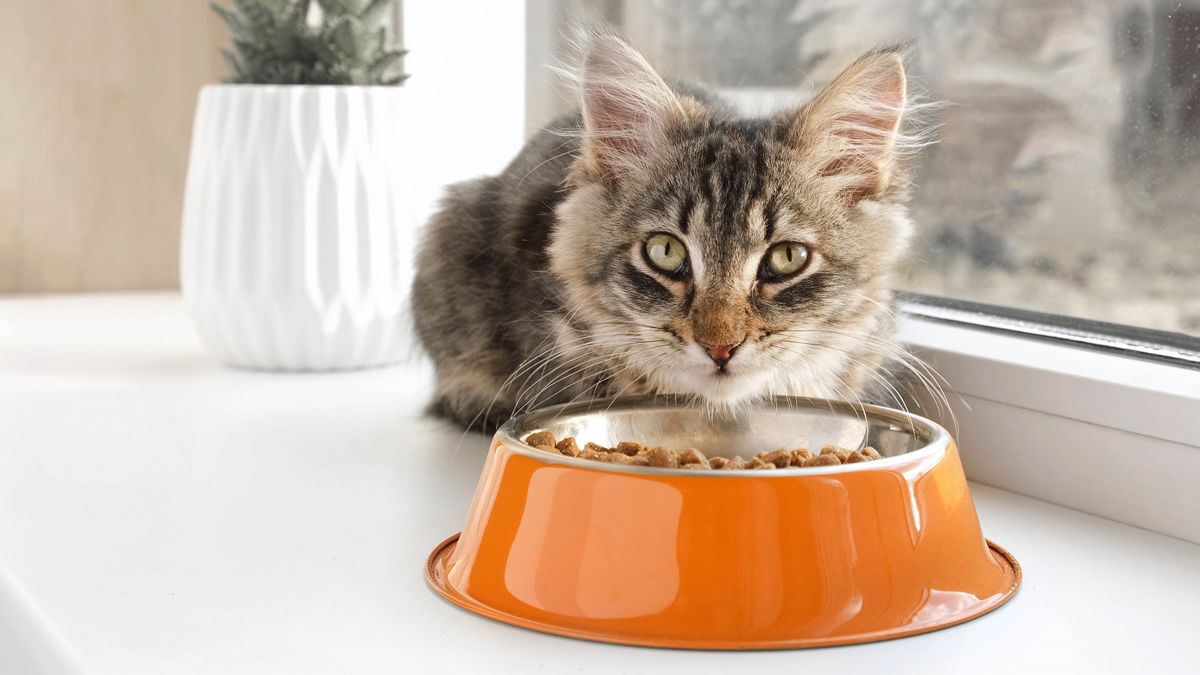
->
[901,314,1200,543]
[0,292,1197,674]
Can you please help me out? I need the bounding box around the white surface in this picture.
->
[0,563,86,675]
[1,293,1198,674]
[902,316,1200,447]
[181,85,416,371]
[901,317,1200,543]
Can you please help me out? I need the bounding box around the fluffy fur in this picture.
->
[412,35,936,432]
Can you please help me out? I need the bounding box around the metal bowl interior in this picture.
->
[498,396,943,473]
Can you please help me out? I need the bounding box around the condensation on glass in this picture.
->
[535,0,1200,339]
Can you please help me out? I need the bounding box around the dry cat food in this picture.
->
[522,431,881,470]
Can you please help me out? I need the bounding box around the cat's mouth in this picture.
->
[659,344,771,404]
[688,369,770,405]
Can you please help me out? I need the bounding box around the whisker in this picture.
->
[771,325,960,434]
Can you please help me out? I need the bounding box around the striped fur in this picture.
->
[412,35,932,432]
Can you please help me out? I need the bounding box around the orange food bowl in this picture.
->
[426,397,1020,649]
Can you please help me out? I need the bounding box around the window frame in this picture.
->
[902,293,1200,369]
[900,310,1200,544]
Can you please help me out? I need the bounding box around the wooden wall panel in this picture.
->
[1,1,227,291]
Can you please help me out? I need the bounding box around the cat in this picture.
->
[412,34,932,433]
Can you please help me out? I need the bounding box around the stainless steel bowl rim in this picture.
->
[495,396,952,478]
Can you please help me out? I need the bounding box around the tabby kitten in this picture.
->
[412,35,928,432]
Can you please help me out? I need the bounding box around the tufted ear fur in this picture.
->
[784,46,919,204]
[573,35,707,187]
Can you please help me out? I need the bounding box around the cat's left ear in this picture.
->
[574,35,707,187]
[784,46,916,204]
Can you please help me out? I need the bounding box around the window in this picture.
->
[529,0,1200,346]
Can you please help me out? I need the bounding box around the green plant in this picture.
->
[212,0,408,85]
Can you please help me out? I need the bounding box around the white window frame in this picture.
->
[900,311,1200,544]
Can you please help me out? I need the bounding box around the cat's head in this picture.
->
[549,35,928,406]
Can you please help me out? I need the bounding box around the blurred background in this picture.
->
[1,0,525,296]
[2,2,227,292]
[4,0,1198,338]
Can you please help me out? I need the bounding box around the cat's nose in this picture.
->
[701,341,742,368]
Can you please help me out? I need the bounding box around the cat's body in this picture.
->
[413,36,925,432]
[411,113,587,431]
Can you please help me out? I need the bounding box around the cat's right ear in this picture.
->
[574,35,705,187]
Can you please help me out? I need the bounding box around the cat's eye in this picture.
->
[644,233,688,275]
[762,242,811,279]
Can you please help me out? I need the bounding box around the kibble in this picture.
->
[758,449,793,468]
[579,446,607,461]
[804,454,842,467]
[600,452,650,466]
[615,441,644,456]
[524,432,884,471]
[525,431,556,450]
[555,437,580,457]
[677,447,708,467]
[642,446,679,468]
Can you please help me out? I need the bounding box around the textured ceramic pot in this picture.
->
[427,397,1020,649]
[180,85,412,371]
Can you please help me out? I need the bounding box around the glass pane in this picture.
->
[542,0,1200,339]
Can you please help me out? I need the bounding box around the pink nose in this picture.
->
[701,342,740,368]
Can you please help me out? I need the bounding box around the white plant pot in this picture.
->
[180,84,416,371]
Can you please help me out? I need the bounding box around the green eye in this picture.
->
[763,242,810,279]
[644,233,688,275]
